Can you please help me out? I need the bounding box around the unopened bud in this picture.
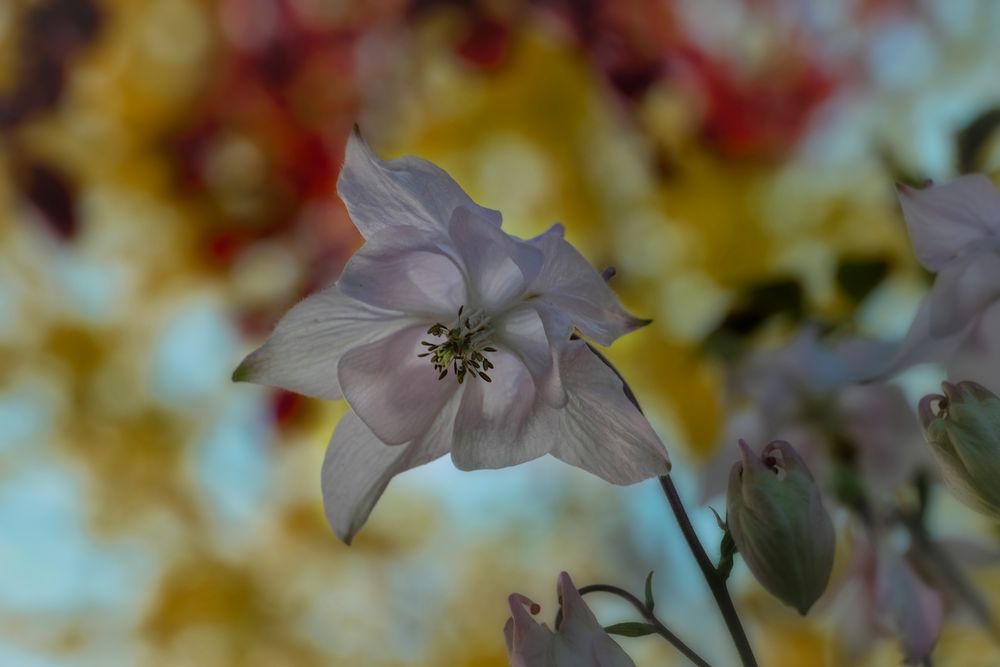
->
[919,381,1000,519]
[726,439,835,615]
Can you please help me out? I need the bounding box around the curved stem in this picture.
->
[557,584,712,667]
[659,475,759,667]
[583,344,758,665]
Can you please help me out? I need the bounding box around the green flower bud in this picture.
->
[919,381,1000,519]
[726,439,835,615]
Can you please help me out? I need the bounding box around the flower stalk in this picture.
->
[660,475,760,667]
[558,583,713,667]
[585,343,759,666]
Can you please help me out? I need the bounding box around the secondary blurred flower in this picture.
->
[504,572,635,667]
[919,380,1000,519]
[700,327,927,508]
[726,439,835,615]
[830,524,943,665]
[234,131,669,542]
[875,175,1000,384]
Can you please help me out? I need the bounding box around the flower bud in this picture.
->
[504,572,635,667]
[726,439,835,615]
[919,381,1000,519]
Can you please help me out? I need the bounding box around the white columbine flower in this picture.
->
[876,175,1000,383]
[234,131,670,542]
[505,572,636,667]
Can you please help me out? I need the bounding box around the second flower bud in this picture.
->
[726,439,835,615]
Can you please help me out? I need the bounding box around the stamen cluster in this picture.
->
[418,306,496,384]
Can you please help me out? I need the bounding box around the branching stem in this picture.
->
[556,583,712,667]
[659,475,760,667]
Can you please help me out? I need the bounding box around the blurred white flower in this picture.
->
[830,524,943,665]
[700,327,928,505]
[877,175,1000,384]
[234,131,669,542]
[504,572,635,667]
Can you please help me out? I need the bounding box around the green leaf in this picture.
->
[643,571,655,613]
[717,529,737,581]
[604,622,657,638]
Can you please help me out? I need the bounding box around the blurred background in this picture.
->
[3,0,1000,665]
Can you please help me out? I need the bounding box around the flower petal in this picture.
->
[927,250,1000,337]
[837,384,929,497]
[233,285,412,400]
[947,300,1000,384]
[493,303,567,408]
[865,297,974,381]
[338,226,467,317]
[528,225,648,346]
[504,594,554,667]
[550,343,670,484]
[450,349,554,470]
[504,574,636,667]
[555,572,636,667]
[338,324,459,445]
[875,548,943,664]
[898,175,1000,271]
[338,129,501,239]
[321,405,454,543]
[448,206,544,312]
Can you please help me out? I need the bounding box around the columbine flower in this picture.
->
[700,327,928,507]
[505,572,635,667]
[875,175,1000,383]
[233,131,669,542]
[830,523,943,665]
[919,380,1000,519]
[726,439,835,615]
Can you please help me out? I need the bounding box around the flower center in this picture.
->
[418,306,496,384]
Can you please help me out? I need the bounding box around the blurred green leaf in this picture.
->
[604,622,657,638]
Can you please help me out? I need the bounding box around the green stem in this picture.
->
[660,475,760,667]
[583,343,758,666]
[559,584,712,667]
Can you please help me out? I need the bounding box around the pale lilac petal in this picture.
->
[798,328,901,391]
[321,404,454,543]
[493,303,566,408]
[946,300,1000,384]
[450,349,554,470]
[528,224,648,346]
[898,175,1000,271]
[866,297,973,381]
[838,384,929,496]
[338,324,459,445]
[927,250,1000,337]
[338,226,467,317]
[504,574,636,667]
[504,594,554,667]
[337,130,501,239]
[233,285,413,400]
[829,525,881,661]
[876,549,944,664]
[551,343,670,484]
[448,207,544,311]
[555,573,636,667]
